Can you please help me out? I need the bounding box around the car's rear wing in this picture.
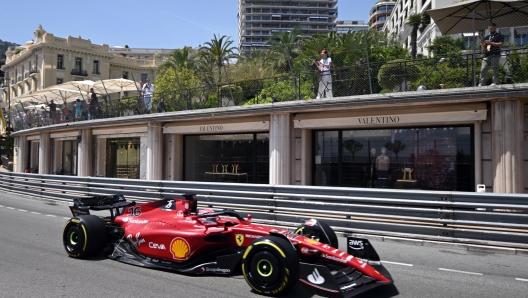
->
[69,194,135,221]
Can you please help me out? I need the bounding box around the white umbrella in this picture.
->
[93,78,141,99]
[427,0,528,35]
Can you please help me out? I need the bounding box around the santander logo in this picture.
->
[307,268,325,285]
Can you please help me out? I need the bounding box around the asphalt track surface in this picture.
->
[1,192,527,298]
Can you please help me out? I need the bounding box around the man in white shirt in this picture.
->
[142,78,154,114]
[314,49,333,99]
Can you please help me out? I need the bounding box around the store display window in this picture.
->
[184,133,269,184]
[106,138,140,179]
[313,126,474,191]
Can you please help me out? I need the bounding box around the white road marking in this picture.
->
[439,268,483,276]
[0,205,4,207]
[7,207,15,210]
[63,217,70,220]
[18,209,27,212]
[515,278,528,282]
[31,212,41,214]
[45,214,57,218]
[382,261,413,267]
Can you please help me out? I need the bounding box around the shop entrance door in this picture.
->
[62,140,78,175]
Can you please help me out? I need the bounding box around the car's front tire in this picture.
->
[63,215,107,258]
[242,236,299,296]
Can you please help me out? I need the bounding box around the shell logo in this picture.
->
[170,237,191,260]
[305,238,320,245]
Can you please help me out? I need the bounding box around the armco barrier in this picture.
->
[0,171,527,248]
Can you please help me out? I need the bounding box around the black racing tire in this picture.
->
[295,219,339,248]
[242,236,299,296]
[63,215,108,259]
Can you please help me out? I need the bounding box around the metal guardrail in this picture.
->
[0,171,527,248]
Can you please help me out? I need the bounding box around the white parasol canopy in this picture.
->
[93,78,142,99]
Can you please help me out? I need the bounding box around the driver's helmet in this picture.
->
[198,208,217,224]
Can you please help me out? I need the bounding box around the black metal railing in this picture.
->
[71,69,88,76]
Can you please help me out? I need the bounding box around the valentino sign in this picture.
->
[164,121,270,134]
[357,116,400,125]
[294,109,487,129]
[200,125,223,132]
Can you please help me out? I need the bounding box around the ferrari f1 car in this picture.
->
[62,194,392,297]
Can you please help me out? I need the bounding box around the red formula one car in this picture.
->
[62,194,392,297]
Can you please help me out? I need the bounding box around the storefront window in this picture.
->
[106,138,140,179]
[184,133,269,184]
[62,140,77,175]
[313,126,473,191]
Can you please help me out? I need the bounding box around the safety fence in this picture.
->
[1,171,527,248]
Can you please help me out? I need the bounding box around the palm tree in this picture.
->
[158,46,198,90]
[265,28,303,74]
[199,34,237,85]
[406,14,428,60]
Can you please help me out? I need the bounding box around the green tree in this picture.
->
[378,59,420,92]
[199,34,237,86]
[153,67,201,111]
[406,14,428,60]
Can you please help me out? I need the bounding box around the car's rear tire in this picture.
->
[242,236,299,296]
[63,215,108,258]
[295,219,338,248]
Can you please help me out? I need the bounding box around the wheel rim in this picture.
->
[249,251,281,287]
[256,259,273,277]
[69,231,78,245]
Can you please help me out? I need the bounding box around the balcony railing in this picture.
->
[71,69,88,76]
[92,70,100,75]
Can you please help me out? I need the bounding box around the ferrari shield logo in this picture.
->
[235,234,244,246]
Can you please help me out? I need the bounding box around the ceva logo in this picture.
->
[307,268,325,285]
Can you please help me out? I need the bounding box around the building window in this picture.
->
[313,126,474,191]
[184,133,270,184]
[141,73,148,83]
[57,55,64,69]
[122,71,129,79]
[74,58,82,71]
[57,78,63,84]
[93,60,100,75]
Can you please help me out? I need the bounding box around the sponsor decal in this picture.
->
[163,200,175,211]
[348,239,365,250]
[161,260,172,265]
[185,217,193,222]
[307,268,325,285]
[151,259,159,263]
[170,237,191,260]
[346,255,353,261]
[127,232,145,248]
[245,234,261,239]
[301,247,309,253]
[339,252,345,256]
[305,238,320,245]
[123,218,149,224]
[184,203,189,210]
[340,283,357,291]
[322,253,347,264]
[236,234,244,246]
[322,244,331,249]
[127,206,142,217]
[146,257,151,262]
[331,249,339,253]
[149,242,166,250]
[305,219,317,226]
[176,210,184,217]
[201,267,231,274]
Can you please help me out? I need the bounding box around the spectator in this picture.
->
[75,98,83,121]
[88,88,99,119]
[314,49,333,99]
[49,100,57,124]
[157,98,166,113]
[142,78,154,114]
[478,23,504,87]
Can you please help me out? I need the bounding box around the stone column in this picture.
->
[15,136,28,173]
[96,137,106,177]
[301,129,312,185]
[491,99,524,193]
[77,129,92,177]
[146,122,163,180]
[38,132,50,174]
[269,113,293,185]
[168,134,183,181]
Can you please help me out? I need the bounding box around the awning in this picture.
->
[514,27,528,35]
[293,104,487,129]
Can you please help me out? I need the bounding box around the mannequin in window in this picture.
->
[376,147,390,188]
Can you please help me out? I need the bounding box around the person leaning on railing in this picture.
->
[478,23,504,87]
